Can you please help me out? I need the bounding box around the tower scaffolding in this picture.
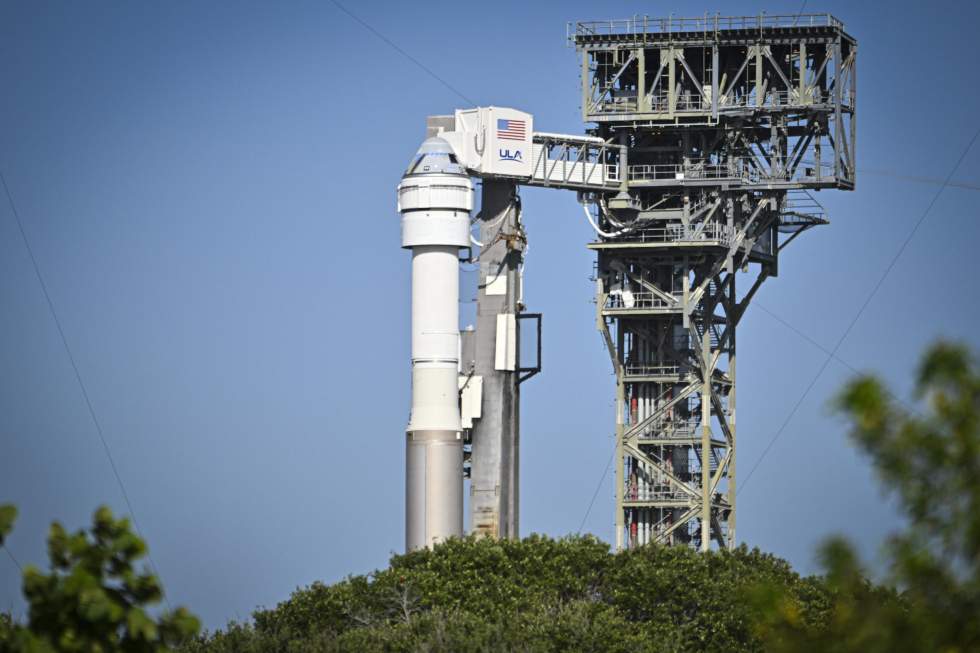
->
[571,13,857,550]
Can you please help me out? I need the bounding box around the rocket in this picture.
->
[396,136,472,550]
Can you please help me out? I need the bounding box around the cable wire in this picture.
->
[860,168,980,192]
[577,445,614,534]
[3,545,22,572]
[755,301,921,416]
[328,1,476,105]
[0,169,171,609]
[738,126,980,495]
[793,0,809,26]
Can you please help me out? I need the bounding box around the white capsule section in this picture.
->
[398,136,473,551]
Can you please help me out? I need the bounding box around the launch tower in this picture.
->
[571,13,856,550]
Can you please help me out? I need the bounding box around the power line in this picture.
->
[3,545,22,573]
[755,302,862,374]
[327,0,476,106]
[860,168,980,192]
[0,170,171,609]
[754,301,921,416]
[578,444,614,534]
[739,126,980,494]
[792,0,809,25]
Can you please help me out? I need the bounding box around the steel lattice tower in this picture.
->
[571,14,856,550]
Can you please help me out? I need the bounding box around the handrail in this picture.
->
[593,88,833,115]
[528,134,622,189]
[623,156,837,186]
[602,222,735,245]
[627,161,759,183]
[624,363,683,377]
[605,291,682,310]
[572,13,843,40]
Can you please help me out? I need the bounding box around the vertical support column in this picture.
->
[833,39,842,180]
[582,50,591,120]
[815,127,823,182]
[700,322,712,552]
[849,43,857,184]
[726,273,737,549]
[618,133,629,193]
[799,41,807,103]
[596,254,625,550]
[667,47,676,117]
[771,121,781,178]
[755,45,763,108]
[682,257,690,330]
[711,45,719,119]
[637,47,647,114]
[615,375,625,550]
[470,180,521,539]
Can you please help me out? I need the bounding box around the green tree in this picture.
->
[755,341,980,652]
[185,535,831,652]
[0,505,199,653]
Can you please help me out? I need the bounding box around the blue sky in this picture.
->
[1,0,978,629]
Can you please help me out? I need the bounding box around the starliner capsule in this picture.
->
[396,137,472,550]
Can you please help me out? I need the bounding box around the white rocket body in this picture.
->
[396,137,472,550]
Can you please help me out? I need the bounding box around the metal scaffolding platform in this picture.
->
[571,13,856,551]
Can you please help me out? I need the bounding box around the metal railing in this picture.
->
[605,291,683,311]
[605,221,735,245]
[572,13,844,40]
[633,416,702,439]
[777,190,830,235]
[627,160,762,184]
[625,486,690,503]
[781,190,826,220]
[624,363,683,377]
[641,427,701,442]
[798,160,838,182]
[626,155,839,186]
[593,85,841,115]
[720,89,813,109]
[529,136,621,189]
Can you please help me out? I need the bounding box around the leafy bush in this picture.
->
[755,341,980,652]
[185,535,829,652]
[0,505,199,653]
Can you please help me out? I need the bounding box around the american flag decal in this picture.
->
[497,118,526,141]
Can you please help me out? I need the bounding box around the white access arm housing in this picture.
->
[438,107,619,190]
[443,107,535,178]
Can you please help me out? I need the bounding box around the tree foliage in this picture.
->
[184,535,830,652]
[0,505,199,653]
[755,341,980,652]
